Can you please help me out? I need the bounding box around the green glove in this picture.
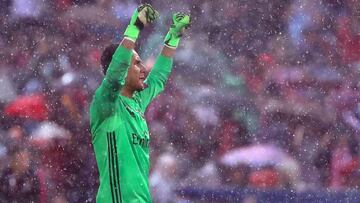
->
[164,13,191,48]
[124,4,159,41]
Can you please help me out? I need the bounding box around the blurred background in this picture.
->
[0,0,360,202]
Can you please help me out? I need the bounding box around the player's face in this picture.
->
[125,51,147,91]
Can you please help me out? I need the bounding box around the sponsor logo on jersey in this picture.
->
[132,133,149,148]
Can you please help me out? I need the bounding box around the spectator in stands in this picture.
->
[0,146,40,202]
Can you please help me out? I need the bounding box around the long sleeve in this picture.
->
[103,46,133,97]
[137,54,173,112]
[90,45,133,133]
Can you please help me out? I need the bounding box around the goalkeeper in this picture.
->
[89,4,190,203]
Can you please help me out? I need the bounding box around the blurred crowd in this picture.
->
[0,0,360,202]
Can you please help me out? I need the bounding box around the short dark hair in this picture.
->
[101,44,118,75]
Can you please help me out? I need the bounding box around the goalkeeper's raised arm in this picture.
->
[91,4,159,123]
[104,3,159,91]
[137,12,191,110]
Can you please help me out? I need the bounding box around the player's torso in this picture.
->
[93,95,152,203]
[118,95,150,152]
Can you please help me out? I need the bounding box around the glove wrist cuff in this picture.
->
[164,32,181,48]
[124,25,140,41]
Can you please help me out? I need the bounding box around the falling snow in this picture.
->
[0,0,360,202]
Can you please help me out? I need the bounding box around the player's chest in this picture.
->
[118,100,146,123]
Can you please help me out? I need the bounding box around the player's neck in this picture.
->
[120,86,135,98]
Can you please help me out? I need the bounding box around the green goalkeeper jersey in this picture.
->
[90,45,172,203]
